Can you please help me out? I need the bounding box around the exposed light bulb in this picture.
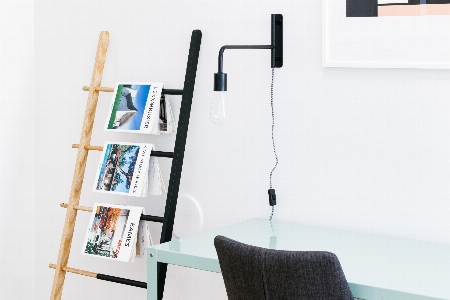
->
[210,91,226,124]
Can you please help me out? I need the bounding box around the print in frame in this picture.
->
[323,0,450,68]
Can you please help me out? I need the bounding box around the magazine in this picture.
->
[93,142,166,197]
[105,83,163,134]
[147,155,167,195]
[136,220,153,258]
[159,94,176,134]
[81,203,144,262]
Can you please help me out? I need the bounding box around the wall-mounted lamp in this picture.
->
[211,14,283,124]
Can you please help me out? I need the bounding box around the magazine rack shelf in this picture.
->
[49,30,202,300]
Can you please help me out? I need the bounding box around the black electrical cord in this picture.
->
[269,68,278,221]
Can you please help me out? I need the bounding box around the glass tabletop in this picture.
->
[150,218,450,300]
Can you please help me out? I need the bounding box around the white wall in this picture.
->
[0,1,35,299]
[30,0,450,299]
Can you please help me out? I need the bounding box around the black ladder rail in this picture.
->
[156,29,202,300]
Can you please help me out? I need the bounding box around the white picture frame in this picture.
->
[322,0,450,69]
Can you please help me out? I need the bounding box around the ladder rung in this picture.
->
[71,144,103,151]
[82,86,183,95]
[49,263,96,278]
[140,215,164,223]
[97,273,147,289]
[161,88,183,95]
[49,264,147,289]
[150,151,174,158]
[82,86,114,92]
[60,203,164,223]
[60,203,92,212]
[72,144,174,158]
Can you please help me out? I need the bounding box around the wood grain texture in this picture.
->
[59,203,93,212]
[50,31,109,300]
[49,264,97,278]
[82,86,114,92]
[71,144,104,151]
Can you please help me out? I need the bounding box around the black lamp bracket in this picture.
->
[214,14,283,91]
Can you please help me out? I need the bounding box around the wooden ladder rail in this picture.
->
[50,31,109,300]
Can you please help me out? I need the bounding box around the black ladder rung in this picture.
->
[96,273,147,289]
[151,151,173,158]
[140,214,164,223]
[162,89,183,95]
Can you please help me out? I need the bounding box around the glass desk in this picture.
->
[148,218,450,300]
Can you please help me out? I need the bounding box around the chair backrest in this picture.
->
[214,235,353,300]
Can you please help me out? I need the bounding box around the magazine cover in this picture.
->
[93,142,154,197]
[105,82,163,134]
[81,203,143,262]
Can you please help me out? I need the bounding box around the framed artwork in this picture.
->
[323,0,450,68]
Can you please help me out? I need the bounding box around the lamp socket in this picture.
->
[214,72,227,91]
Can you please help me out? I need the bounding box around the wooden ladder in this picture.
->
[49,30,202,300]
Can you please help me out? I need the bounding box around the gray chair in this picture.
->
[214,235,353,300]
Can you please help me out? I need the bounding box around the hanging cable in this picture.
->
[269,68,278,189]
[269,68,278,221]
[270,205,275,221]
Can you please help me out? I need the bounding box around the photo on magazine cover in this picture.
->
[83,205,130,259]
[106,83,160,131]
[95,143,140,194]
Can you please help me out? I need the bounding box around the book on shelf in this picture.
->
[105,83,176,134]
[81,203,152,262]
[93,142,166,197]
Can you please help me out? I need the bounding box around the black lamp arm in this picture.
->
[214,14,282,92]
[217,45,274,73]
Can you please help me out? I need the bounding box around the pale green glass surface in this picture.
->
[148,218,450,300]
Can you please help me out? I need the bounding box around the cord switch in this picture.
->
[268,189,276,206]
